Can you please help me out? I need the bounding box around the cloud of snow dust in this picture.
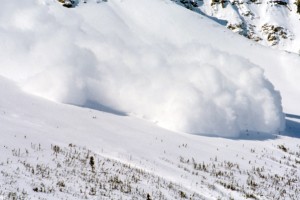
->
[0,0,285,137]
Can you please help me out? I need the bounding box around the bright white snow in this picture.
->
[0,0,290,137]
[0,1,300,199]
[0,75,299,199]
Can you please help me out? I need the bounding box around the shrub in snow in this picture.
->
[296,0,300,13]
[89,156,95,172]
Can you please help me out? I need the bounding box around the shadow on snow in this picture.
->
[192,114,300,141]
[74,100,127,116]
[281,113,300,139]
[70,100,300,141]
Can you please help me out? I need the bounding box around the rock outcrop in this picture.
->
[172,0,300,53]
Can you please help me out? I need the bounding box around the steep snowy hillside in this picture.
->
[1,74,300,200]
[1,0,300,199]
[2,0,300,137]
[174,0,300,53]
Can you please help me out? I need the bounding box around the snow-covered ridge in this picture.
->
[174,0,300,54]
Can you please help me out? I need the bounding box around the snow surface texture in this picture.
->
[0,76,300,199]
[0,0,289,137]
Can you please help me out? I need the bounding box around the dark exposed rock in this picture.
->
[261,23,292,45]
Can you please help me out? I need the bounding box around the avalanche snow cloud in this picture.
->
[0,0,285,137]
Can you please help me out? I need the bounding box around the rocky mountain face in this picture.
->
[56,0,300,53]
[173,0,300,54]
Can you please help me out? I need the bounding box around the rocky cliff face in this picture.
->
[173,0,300,54]
[56,0,300,53]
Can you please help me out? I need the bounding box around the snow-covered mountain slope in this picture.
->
[1,76,300,199]
[1,0,300,137]
[1,0,300,199]
[174,0,300,54]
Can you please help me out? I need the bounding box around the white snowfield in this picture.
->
[0,75,300,200]
[1,0,300,136]
[0,0,300,199]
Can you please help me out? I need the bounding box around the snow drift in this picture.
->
[0,0,286,137]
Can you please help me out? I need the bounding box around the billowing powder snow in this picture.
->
[0,0,285,137]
